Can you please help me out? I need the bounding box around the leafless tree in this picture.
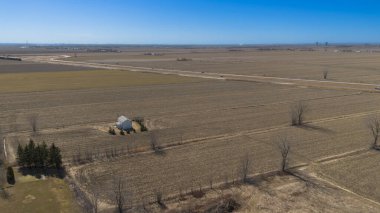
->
[113,177,127,213]
[28,114,38,134]
[323,69,329,80]
[239,154,250,183]
[278,137,291,172]
[290,101,308,126]
[154,188,165,208]
[89,185,100,213]
[367,116,380,149]
[150,131,161,153]
[208,175,213,189]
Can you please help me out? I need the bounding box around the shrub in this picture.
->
[132,117,148,132]
[120,130,125,135]
[323,70,329,79]
[6,167,15,185]
[108,127,116,135]
[140,125,148,132]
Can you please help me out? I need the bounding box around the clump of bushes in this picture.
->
[17,139,62,169]
[120,129,125,135]
[133,117,148,132]
[108,127,116,135]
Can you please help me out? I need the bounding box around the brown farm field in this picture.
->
[0,60,97,73]
[0,69,203,93]
[65,48,380,84]
[2,46,380,212]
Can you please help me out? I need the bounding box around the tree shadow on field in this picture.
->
[18,167,67,179]
[154,148,167,156]
[298,123,335,134]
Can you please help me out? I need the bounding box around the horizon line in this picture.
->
[1,42,380,46]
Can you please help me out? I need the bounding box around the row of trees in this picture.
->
[17,139,62,169]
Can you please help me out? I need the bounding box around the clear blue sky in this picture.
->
[1,0,380,44]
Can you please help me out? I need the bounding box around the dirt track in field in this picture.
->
[23,54,380,92]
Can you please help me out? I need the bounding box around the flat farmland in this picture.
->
[0,69,202,93]
[4,79,378,207]
[66,50,380,84]
[0,60,96,73]
[3,47,380,211]
[316,151,380,203]
[74,110,374,206]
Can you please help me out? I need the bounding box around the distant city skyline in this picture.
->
[1,0,380,44]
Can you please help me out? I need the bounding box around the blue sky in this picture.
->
[1,0,380,44]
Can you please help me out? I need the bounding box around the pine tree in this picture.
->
[35,144,43,168]
[17,144,25,166]
[41,141,49,168]
[6,167,15,185]
[26,139,36,167]
[49,143,62,169]
[24,144,31,167]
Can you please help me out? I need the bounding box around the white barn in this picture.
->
[116,116,133,131]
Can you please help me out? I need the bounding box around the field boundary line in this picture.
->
[315,148,370,164]
[310,170,380,207]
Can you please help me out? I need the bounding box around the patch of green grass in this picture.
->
[0,170,80,213]
[0,69,205,93]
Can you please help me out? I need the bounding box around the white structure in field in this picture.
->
[116,116,133,131]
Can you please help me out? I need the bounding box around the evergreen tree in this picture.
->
[41,141,49,168]
[25,139,36,167]
[17,144,24,166]
[6,167,15,185]
[49,143,62,169]
[17,140,63,170]
[24,144,31,167]
[35,144,43,168]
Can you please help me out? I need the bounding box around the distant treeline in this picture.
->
[17,139,62,169]
[0,56,22,61]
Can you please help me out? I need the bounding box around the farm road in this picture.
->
[23,55,380,92]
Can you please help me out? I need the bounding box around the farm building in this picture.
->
[116,116,133,131]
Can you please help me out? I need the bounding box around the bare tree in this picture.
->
[278,137,291,172]
[208,175,213,189]
[239,154,250,183]
[323,69,329,80]
[89,185,100,213]
[290,101,308,126]
[113,177,126,213]
[154,188,166,208]
[28,114,38,134]
[150,131,161,153]
[367,116,380,149]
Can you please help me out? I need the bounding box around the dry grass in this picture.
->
[0,169,80,213]
[0,69,204,93]
[161,174,380,213]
